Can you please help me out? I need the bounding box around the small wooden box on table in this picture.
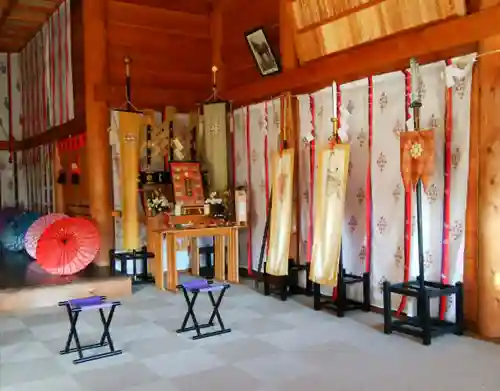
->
[150,225,241,292]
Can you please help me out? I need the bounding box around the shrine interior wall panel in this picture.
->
[0,53,23,208]
[18,0,75,139]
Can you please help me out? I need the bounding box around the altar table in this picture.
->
[150,226,241,292]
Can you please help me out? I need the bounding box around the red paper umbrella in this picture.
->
[24,213,69,259]
[36,217,100,276]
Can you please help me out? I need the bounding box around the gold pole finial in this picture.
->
[124,56,131,77]
[211,65,218,87]
[331,117,338,142]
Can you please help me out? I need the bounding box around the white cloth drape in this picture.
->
[371,71,407,309]
[340,78,370,302]
[248,103,267,271]
[233,107,250,268]
[445,54,475,321]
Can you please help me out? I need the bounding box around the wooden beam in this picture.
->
[477,0,500,339]
[83,0,114,267]
[225,5,500,106]
[9,9,49,23]
[0,0,19,33]
[18,119,85,151]
[0,140,21,150]
[279,0,298,70]
[110,0,212,15]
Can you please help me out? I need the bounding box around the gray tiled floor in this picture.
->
[1,282,500,391]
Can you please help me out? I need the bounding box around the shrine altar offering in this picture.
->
[310,145,350,286]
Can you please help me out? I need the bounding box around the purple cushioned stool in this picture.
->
[58,296,122,364]
[176,279,231,340]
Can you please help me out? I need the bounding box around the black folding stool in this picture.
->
[59,296,122,364]
[176,279,231,340]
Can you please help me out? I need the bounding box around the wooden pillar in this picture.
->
[279,1,300,261]
[464,64,479,330]
[83,0,114,266]
[477,0,500,338]
[279,0,298,71]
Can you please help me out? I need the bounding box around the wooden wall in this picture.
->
[465,66,479,329]
[57,134,90,217]
[104,0,213,110]
[221,0,280,90]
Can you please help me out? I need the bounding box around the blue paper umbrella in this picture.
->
[0,207,22,234]
[0,212,41,252]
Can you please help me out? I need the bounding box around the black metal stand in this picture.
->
[109,246,155,285]
[383,180,464,345]
[311,249,371,317]
[254,189,306,301]
[263,259,307,301]
[176,281,231,340]
[59,299,122,364]
[199,245,215,278]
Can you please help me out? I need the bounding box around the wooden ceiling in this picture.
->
[0,0,65,52]
[0,0,215,52]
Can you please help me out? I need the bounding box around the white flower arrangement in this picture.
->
[147,190,171,216]
[205,191,223,205]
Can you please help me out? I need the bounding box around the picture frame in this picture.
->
[244,27,281,77]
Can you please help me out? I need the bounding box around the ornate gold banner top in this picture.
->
[399,130,435,193]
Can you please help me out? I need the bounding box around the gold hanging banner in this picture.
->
[399,129,435,193]
[118,111,143,251]
[202,102,229,192]
[266,149,295,276]
[309,145,350,286]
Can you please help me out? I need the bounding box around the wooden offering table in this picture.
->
[150,225,241,292]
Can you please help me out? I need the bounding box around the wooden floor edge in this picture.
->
[0,276,132,313]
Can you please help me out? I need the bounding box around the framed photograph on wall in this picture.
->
[245,27,281,77]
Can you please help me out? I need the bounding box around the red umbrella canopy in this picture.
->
[24,213,69,259]
[36,217,100,276]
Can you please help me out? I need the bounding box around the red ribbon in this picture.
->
[7,53,13,163]
[397,70,413,316]
[332,84,342,300]
[264,102,270,260]
[230,110,236,189]
[366,76,374,273]
[245,106,253,275]
[264,102,270,211]
[336,84,342,143]
[440,59,453,319]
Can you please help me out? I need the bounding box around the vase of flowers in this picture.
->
[205,192,225,218]
[147,189,171,229]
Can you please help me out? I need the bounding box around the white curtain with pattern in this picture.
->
[340,78,370,302]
